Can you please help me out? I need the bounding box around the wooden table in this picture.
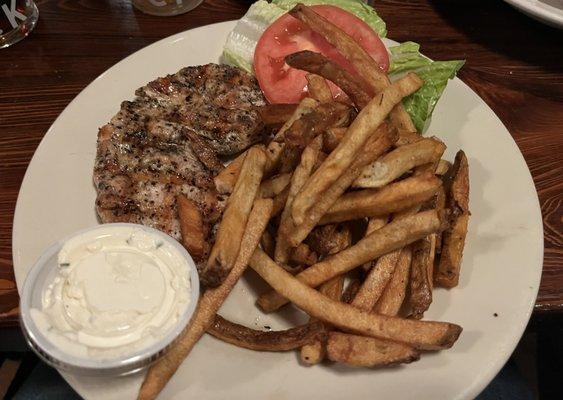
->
[0,0,561,326]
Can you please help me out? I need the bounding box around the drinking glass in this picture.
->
[0,0,38,49]
[132,0,203,16]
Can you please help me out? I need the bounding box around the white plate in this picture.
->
[13,21,543,400]
[504,0,563,28]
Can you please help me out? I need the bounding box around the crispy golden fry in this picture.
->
[354,137,447,189]
[264,141,285,175]
[261,228,276,259]
[300,275,344,365]
[434,186,447,253]
[280,101,353,172]
[287,124,396,247]
[176,195,208,262]
[139,199,272,400]
[274,97,319,142]
[323,127,347,152]
[291,73,423,226]
[276,137,323,264]
[306,73,333,102]
[258,173,292,198]
[250,249,462,350]
[257,103,298,126]
[353,217,394,310]
[271,186,290,217]
[290,243,319,266]
[320,172,441,224]
[214,150,246,194]
[395,130,423,147]
[205,146,267,287]
[436,150,470,288]
[341,279,362,304]
[306,223,352,257]
[326,332,420,367]
[289,4,416,133]
[353,252,398,311]
[409,234,436,319]
[208,315,325,352]
[374,248,413,316]
[286,50,372,108]
[258,210,447,312]
[300,227,349,365]
[435,159,452,176]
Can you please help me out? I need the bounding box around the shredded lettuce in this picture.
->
[388,42,465,131]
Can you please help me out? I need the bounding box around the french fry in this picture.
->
[306,223,352,258]
[326,332,419,367]
[250,249,462,350]
[276,137,323,264]
[291,73,423,226]
[300,225,350,365]
[214,150,247,194]
[258,209,447,312]
[300,275,344,365]
[257,103,298,126]
[354,137,446,189]
[260,228,276,259]
[280,101,353,172]
[436,150,470,288]
[320,172,441,224]
[258,173,292,198]
[352,252,399,311]
[351,205,419,312]
[395,130,423,147]
[273,97,319,142]
[208,315,325,352]
[341,279,362,304]
[286,50,372,108]
[271,186,290,217]
[290,243,319,266]
[287,123,396,247]
[306,73,333,102]
[373,248,413,316]
[176,195,208,262]
[139,199,272,400]
[205,146,267,287]
[409,234,436,319]
[435,159,452,176]
[323,127,347,152]
[434,186,447,253]
[289,4,416,133]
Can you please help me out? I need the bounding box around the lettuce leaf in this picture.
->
[388,42,464,131]
[222,1,286,73]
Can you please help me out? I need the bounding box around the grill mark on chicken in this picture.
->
[94,64,266,277]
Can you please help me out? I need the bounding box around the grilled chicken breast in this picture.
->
[94,64,267,273]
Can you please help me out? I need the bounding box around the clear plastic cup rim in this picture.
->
[19,223,200,376]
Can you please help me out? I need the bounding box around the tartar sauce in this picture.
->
[31,226,192,359]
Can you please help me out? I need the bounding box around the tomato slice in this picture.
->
[254,5,389,104]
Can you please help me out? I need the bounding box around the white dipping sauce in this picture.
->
[31,226,191,359]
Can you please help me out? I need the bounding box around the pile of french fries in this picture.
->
[138,4,469,399]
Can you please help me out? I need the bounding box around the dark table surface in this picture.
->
[0,0,561,326]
